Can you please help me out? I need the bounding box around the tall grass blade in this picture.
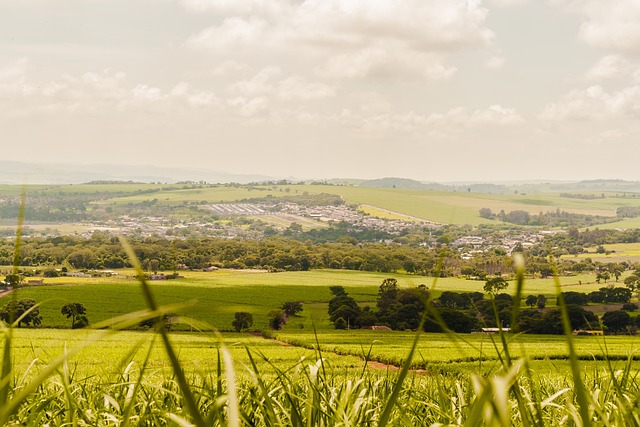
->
[0,188,25,409]
[553,262,592,427]
[119,236,207,427]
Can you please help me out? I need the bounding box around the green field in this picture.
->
[4,183,640,227]
[5,267,640,424]
[0,268,625,333]
[561,242,640,263]
[91,184,640,226]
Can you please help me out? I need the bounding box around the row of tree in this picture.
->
[0,300,88,328]
[327,279,637,334]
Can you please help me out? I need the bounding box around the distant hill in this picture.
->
[512,179,640,194]
[360,177,449,190]
[360,177,512,194]
[0,161,273,185]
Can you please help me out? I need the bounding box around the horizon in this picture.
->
[0,159,635,186]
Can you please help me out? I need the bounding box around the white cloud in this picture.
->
[540,85,640,121]
[348,104,525,137]
[585,55,640,82]
[187,17,270,52]
[426,105,524,126]
[230,67,335,100]
[186,0,493,82]
[0,58,34,96]
[319,42,457,81]
[227,96,268,116]
[0,65,223,117]
[576,0,640,55]
[229,66,281,95]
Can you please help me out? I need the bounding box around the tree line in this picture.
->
[327,279,638,334]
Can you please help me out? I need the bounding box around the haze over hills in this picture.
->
[0,161,271,185]
[3,161,640,195]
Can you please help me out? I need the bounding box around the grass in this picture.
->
[560,242,640,263]
[2,269,619,332]
[4,209,640,424]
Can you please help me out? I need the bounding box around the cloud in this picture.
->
[227,96,269,116]
[230,67,335,100]
[575,0,640,55]
[186,0,494,82]
[0,64,223,117]
[352,104,525,137]
[0,58,34,96]
[585,55,640,82]
[427,104,525,126]
[319,43,457,81]
[540,85,640,121]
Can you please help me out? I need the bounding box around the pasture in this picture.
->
[561,242,640,263]
[0,268,624,332]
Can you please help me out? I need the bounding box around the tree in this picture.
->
[231,312,253,332]
[0,299,42,327]
[525,295,537,308]
[484,277,508,295]
[602,310,632,333]
[61,302,89,329]
[3,274,22,287]
[536,294,547,309]
[479,208,493,219]
[268,310,287,330]
[281,301,303,317]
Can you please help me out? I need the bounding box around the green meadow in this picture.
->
[1,268,623,332]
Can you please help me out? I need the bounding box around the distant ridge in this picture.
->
[359,177,448,190]
[359,177,511,194]
[0,161,273,185]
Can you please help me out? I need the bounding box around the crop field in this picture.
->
[5,183,640,228]
[561,242,640,263]
[8,329,369,380]
[4,267,640,424]
[273,330,640,369]
[87,184,640,226]
[0,268,622,333]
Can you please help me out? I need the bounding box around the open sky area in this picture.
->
[1,0,639,182]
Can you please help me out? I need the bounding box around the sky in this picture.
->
[1,0,640,182]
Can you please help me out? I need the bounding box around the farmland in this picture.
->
[1,268,620,331]
[96,183,640,226]
[3,181,640,231]
[4,182,640,424]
